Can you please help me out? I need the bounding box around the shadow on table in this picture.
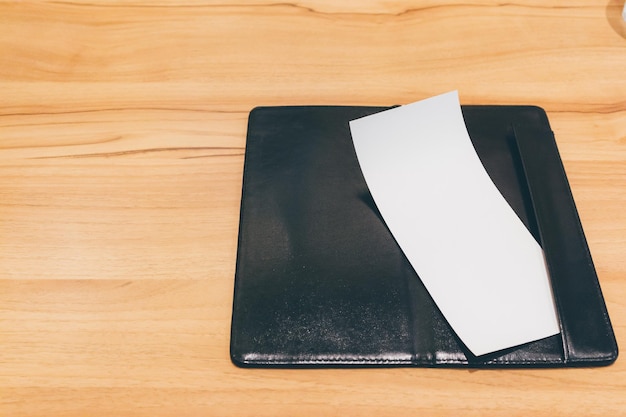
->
[606,0,626,39]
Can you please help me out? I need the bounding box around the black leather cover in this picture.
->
[230,105,618,367]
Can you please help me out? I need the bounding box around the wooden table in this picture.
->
[1,1,625,415]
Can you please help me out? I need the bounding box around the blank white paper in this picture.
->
[349,91,560,356]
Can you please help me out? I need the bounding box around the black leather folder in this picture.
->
[230,105,618,367]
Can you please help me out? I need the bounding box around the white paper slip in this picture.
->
[349,91,560,356]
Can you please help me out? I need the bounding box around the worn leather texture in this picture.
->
[230,105,618,368]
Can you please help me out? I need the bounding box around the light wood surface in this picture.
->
[1,1,625,415]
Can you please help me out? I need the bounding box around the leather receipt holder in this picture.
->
[230,105,618,367]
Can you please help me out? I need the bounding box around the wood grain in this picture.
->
[1,1,625,415]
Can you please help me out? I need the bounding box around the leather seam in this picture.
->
[242,355,568,364]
